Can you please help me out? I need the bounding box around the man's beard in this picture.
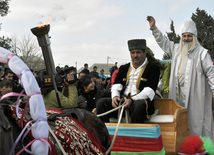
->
[181,42,193,55]
[176,37,196,57]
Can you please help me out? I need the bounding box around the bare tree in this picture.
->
[10,35,45,71]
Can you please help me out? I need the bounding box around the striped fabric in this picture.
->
[106,124,165,155]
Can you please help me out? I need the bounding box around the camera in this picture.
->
[36,70,63,93]
[56,66,77,84]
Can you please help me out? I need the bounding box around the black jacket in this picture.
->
[115,62,160,94]
[77,87,111,112]
[114,62,160,115]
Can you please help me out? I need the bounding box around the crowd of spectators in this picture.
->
[0,65,23,104]
[0,62,118,116]
[41,63,117,112]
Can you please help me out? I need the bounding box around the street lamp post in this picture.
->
[107,56,110,66]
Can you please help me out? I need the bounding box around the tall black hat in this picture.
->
[128,39,146,51]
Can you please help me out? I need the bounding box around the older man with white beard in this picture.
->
[147,16,214,141]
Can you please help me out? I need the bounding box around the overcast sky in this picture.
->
[1,0,213,70]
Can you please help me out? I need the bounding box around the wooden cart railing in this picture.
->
[147,99,190,154]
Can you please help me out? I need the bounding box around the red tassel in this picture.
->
[179,135,206,154]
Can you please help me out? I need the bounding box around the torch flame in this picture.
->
[37,16,52,28]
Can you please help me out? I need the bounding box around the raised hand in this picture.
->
[147,16,156,28]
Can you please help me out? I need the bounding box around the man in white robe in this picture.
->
[147,16,214,141]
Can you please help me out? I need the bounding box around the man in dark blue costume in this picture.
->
[96,39,160,123]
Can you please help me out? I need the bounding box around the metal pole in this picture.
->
[107,56,110,66]
[31,25,62,108]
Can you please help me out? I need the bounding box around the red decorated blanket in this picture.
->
[9,105,106,155]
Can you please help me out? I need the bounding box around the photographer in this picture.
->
[41,68,78,109]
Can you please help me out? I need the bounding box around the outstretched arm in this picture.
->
[146,15,179,58]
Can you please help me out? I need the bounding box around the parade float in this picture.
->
[2,22,213,155]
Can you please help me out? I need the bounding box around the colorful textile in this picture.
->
[107,126,161,138]
[9,105,106,155]
[46,109,106,155]
[106,124,165,154]
[109,135,163,152]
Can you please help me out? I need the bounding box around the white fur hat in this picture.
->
[181,20,197,36]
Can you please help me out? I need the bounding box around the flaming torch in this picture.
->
[31,19,62,107]
[31,18,55,75]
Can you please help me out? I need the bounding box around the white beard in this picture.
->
[176,37,196,58]
[181,42,192,56]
